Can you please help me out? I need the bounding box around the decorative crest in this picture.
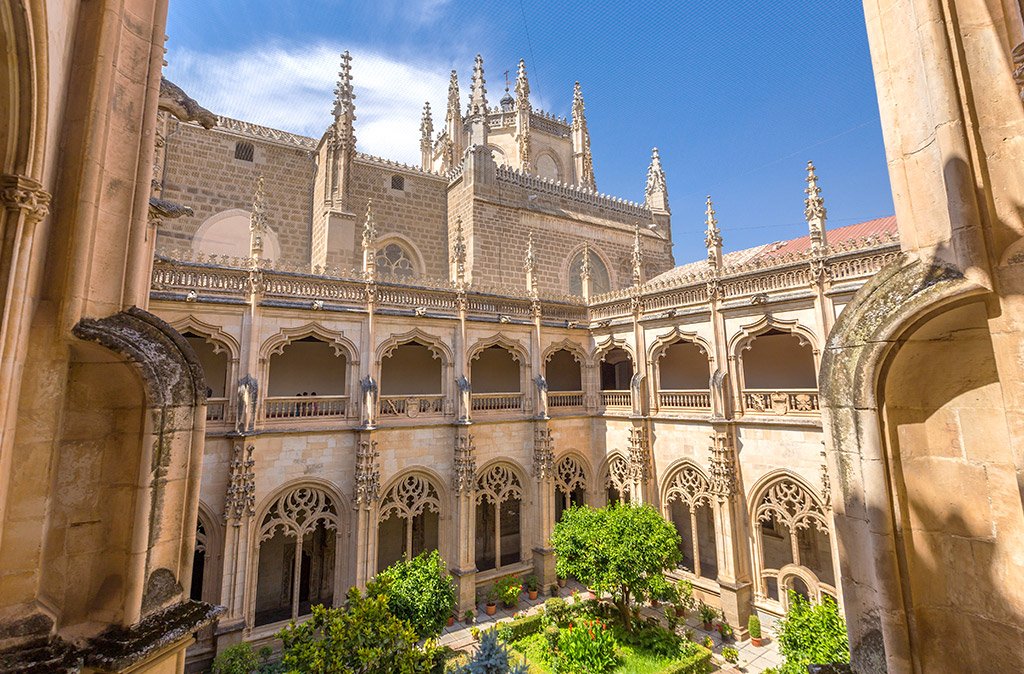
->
[533,428,555,481]
[354,439,381,507]
[420,102,433,148]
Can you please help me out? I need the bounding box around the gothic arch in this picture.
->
[467,332,528,363]
[600,452,632,503]
[747,469,829,532]
[376,327,453,366]
[192,500,223,603]
[728,315,819,360]
[473,459,529,503]
[474,460,528,572]
[533,149,563,182]
[171,315,240,360]
[1,0,46,178]
[253,478,350,539]
[261,323,358,362]
[564,243,614,295]
[648,327,713,364]
[374,232,426,278]
[542,338,589,366]
[592,335,636,363]
[554,452,591,494]
[660,459,713,509]
[377,470,446,524]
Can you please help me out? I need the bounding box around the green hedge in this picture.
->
[498,613,545,642]
[658,644,713,674]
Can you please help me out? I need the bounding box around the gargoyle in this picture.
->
[159,77,217,129]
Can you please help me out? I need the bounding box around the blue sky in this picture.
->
[165,0,893,265]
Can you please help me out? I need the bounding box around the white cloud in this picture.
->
[166,43,451,165]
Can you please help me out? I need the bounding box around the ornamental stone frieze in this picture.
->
[533,427,554,480]
[0,174,51,224]
[354,439,381,507]
[627,426,650,482]
[224,442,255,523]
[453,433,477,494]
[708,430,737,499]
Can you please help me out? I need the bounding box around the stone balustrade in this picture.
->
[379,394,446,418]
[207,397,228,422]
[471,392,524,412]
[600,390,631,408]
[742,389,820,416]
[264,395,349,420]
[657,390,711,410]
[549,391,584,408]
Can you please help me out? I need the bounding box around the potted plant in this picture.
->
[748,614,763,647]
[548,583,559,598]
[524,575,540,600]
[698,600,717,631]
[722,646,739,666]
[485,587,498,616]
[446,614,455,627]
[674,579,696,617]
[469,626,480,641]
[557,574,566,588]
[464,609,475,625]
[664,605,679,631]
[717,620,734,642]
[495,575,521,609]
[702,635,714,650]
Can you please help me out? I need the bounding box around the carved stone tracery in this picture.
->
[708,431,736,498]
[664,462,712,509]
[224,443,255,523]
[453,434,477,494]
[555,455,587,496]
[475,463,523,506]
[627,426,650,482]
[605,454,631,500]
[378,473,441,523]
[755,477,828,534]
[354,439,381,507]
[533,427,555,480]
[259,486,339,542]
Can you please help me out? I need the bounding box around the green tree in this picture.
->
[368,550,456,639]
[210,642,260,674]
[276,588,436,674]
[550,504,681,628]
[775,592,850,674]
[451,628,528,674]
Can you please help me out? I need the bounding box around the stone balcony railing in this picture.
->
[742,389,820,416]
[379,394,446,419]
[600,390,631,408]
[471,392,524,412]
[207,397,228,422]
[264,395,349,420]
[657,390,711,410]
[549,391,584,409]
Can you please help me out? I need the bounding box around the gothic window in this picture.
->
[568,248,610,296]
[753,475,834,605]
[391,174,405,191]
[182,332,230,421]
[554,455,587,521]
[475,464,523,571]
[234,141,254,161]
[255,487,339,626]
[663,463,718,580]
[605,454,631,505]
[376,242,416,279]
[190,519,207,602]
[377,474,441,572]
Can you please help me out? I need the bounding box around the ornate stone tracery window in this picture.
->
[377,473,441,571]
[605,454,632,504]
[475,463,523,571]
[663,462,718,580]
[752,474,836,609]
[255,487,340,626]
[554,455,587,520]
[376,242,416,279]
[568,248,610,296]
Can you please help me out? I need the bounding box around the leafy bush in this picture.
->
[368,550,456,639]
[697,600,718,625]
[659,643,713,674]
[722,646,739,664]
[494,576,522,607]
[774,592,849,674]
[555,619,618,674]
[674,579,696,615]
[544,597,569,625]
[524,575,540,591]
[211,642,260,674]
[551,504,681,627]
[748,614,762,639]
[276,589,437,673]
[496,613,544,643]
[451,628,528,674]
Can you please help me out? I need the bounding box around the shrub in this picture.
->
[697,600,718,625]
[544,597,570,625]
[555,619,618,674]
[368,550,456,639]
[495,576,522,607]
[497,613,544,643]
[722,646,739,664]
[451,628,528,674]
[774,592,850,674]
[544,623,561,650]
[659,642,713,674]
[674,579,696,615]
[748,614,762,639]
[524,575,540,592]
[551,504,681,628]
[702,636,714,649]
[210,642,260,674]
[276,589,437,673]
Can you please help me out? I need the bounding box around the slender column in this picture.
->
[216,440,255,652]
[708,425,752,637]
[690,508,702,578]
[532,426,556,585]
[451,430,477,612]
[352,435,380,587]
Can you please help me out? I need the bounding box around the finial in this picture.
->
[361,199,376,249]
[804,160,827,248]
[631,222,643,286]
[451,216,467,285]
[704,195,723,269]
[420,102,433,143]
[644,147,669,212]
[446,70,461,123]
[571,82,596,191]
[333,51,356,119]
[515,58,530,110]
[470,54,488,115]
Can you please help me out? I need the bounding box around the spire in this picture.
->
[631,222,644,286]
[704,195,723,270]
[444,70,463,169]
[470,54,488,115]
[524,230,537,296]
[580,242,592,301]
[571,81,596,190]
[361,200,377,278]
[332,51,356,147]
[514,59,531,111]
[420,102,433,170]
[804,161,828,249]
[249,176,267,261]
[450,216,467,286]
[644,147,669,213]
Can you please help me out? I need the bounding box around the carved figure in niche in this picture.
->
[534,374,548,418]
[360,375,378,426]
[710,369,727,418]
[236,374,258,433]
[456,374,471,422]
[630,371,645,415]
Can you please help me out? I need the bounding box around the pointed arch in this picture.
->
[171,315,240,360]
[600,452,632,504]
[374,232,426,279]
[542,338,589,366]
[376,327,453,365]
[660,459,717,580]
[748,470,829,535]
[565,243,614,296]
[659,459,712,508]
[376,469,445,571]
[474,460,527,572]
[728,315,819,359]
[467,332,528,363]
[262,323,358,362]
[593,335,635,363]
[648,326,713,364]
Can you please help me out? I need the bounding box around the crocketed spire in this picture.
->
[332,51,356,147]
[514,59,531,111]
[804,161,827,249]
[571,81,596,190]
[704,195,723,269]
[644,147,669,212]
[470,54,488,116]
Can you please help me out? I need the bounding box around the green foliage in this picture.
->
[451,628,528,674]
[701,636,713,650]
[494,576,522,607]
[551,504,681,626]
[697,601,718,625]
[211,642,261,674]
[276,589,437,674]
[497,613,544,644]
[544,597,569,625]
[658,644,713,674]
[673,580,696,615]
[367,550,456,639]
[774,593,850,674]
[716,621,733,640]
[748,614,762,639]
[555,619,618,674]
[722,646,739,664]
[543,624,561,651]
[524,575,540,591]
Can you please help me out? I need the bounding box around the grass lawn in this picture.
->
[509,632,683,674]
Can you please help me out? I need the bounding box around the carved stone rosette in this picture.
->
[453,433,477,495]
[627,426,650,482]
[708,431,737,499]
[354,439,380,507]
[0,174,51,225]
[533,427,555,481]
[224,442,256,524]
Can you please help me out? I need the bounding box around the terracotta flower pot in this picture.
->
[447,616,455,627]
[485,603,496,616]
[676,607,686,617]
[528,590,538,600]
[702,621,713,631]
[751,637,763,647]
[586,590,597,600]
[558,578,566,588]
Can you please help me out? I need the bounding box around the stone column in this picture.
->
[627,425,650,505]
[451,429,478,613]
[532,425,557,586]
[352,435,380,588]
[216,439,255,652]
[708,425,752,638]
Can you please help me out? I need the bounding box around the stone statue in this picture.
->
[235,374,258,433]
[360,375,378,427]
[710,369,727,418]
[533,374,548,418]
[456,374,472,422]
